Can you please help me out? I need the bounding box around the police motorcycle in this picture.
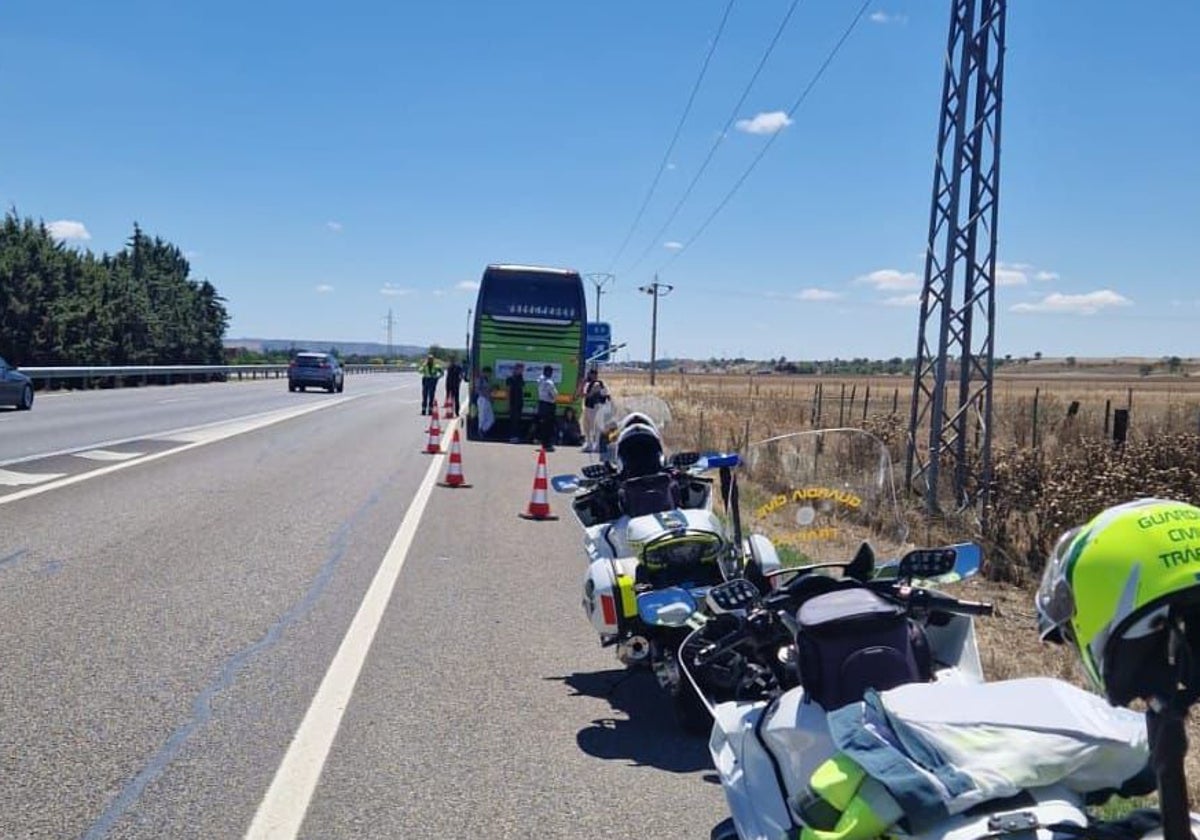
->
[678,429,1159,840]
[551,397,782,732]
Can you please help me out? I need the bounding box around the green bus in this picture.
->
[467,264,587,441]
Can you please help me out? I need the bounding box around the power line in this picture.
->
[654,0,873,275]
[606,0,738,273]
[620,0,807,278]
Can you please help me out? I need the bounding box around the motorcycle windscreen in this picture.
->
[744,429,909,568]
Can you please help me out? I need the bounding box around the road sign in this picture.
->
[585,322,612,363]
[585,337,611,363]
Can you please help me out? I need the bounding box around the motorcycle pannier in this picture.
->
[796,587,930,710]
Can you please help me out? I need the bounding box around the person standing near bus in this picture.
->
[506,362,526,443]
[444,355,465,416]
[419,353,442,415]
[536,364,558,452]
[581,367,609,452]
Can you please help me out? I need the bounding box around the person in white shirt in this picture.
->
[536,365,558,451]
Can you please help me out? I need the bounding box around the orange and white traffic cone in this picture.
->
[442,395,455,420]
[423,408,442,454]
[519,447,558,520]
[438,429,472,488]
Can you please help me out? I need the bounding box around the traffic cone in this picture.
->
[519,447,558,520]
[423,408,442,454]
[438,429,472,488]
[442,395,455,420]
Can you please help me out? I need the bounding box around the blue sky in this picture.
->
[2,1,1197,361]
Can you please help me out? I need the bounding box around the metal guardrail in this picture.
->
[19,363,416,388]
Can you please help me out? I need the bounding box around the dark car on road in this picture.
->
[288,352,345,393]
[0,355,34,410]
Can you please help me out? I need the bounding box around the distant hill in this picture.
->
[225,337,432,357]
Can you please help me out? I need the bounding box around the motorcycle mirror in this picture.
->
[637,588,698,627]
[950,543,982,579]
[705,578,760,614]
[550,474,580,493]
[897,547,958,580]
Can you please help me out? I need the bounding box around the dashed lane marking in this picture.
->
[0,468,67,487]
[72,449,145,462]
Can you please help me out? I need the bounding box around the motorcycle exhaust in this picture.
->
[617,635,651,665]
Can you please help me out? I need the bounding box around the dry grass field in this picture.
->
[605,368,1200,796]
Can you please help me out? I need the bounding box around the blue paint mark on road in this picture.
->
[81,476,395,839]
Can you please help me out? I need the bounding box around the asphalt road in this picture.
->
[0,378,726,838]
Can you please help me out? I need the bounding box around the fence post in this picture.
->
[1104,399,1111,435]
[815,384,824,426]
[892,388,899,414]
[838,383,846,426]
[1032,387,1040,448]
[1113,408,1130,446]
[862,385,871,422]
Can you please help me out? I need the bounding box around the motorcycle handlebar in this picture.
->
[905,588,994,617]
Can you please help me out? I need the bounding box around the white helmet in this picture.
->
[618,411,660,437]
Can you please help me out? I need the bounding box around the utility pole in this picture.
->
[638,276,674,386]
[382,308,395,359]
[586,272,615,321]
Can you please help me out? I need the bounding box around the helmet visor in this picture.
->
[1035,526,1082,641]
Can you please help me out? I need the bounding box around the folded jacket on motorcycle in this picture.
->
[818,677,1150,834]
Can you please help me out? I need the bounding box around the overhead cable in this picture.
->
[655,0,873,274]
[620,0,807,278]
[606,0,738,273]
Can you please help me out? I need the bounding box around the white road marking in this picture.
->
[0,468,67,486]
[73,449,144,462]
[244,424,452,840]
[0,399,350,506]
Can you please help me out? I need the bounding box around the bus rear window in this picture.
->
[480,273,582,321]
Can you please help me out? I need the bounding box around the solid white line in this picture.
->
[243,425,451,840]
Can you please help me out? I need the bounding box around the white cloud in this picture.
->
[856,268,921,291]
[796,288,840,301]
[869,11,909,24]
[184,250,201,261]
[1035,270,1060,282]
[996,262,1029,286]
[1011,289,1131,315]
[326,221,343,232]
[380,283,413,296]
[734,111,793,135]
[663,241,684,251]
[432,289,447,297]
[883,293,922,307]
[47,220,91,241]
[667,162,677,171]
[456,280,481,291]
[315,284,334,293]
